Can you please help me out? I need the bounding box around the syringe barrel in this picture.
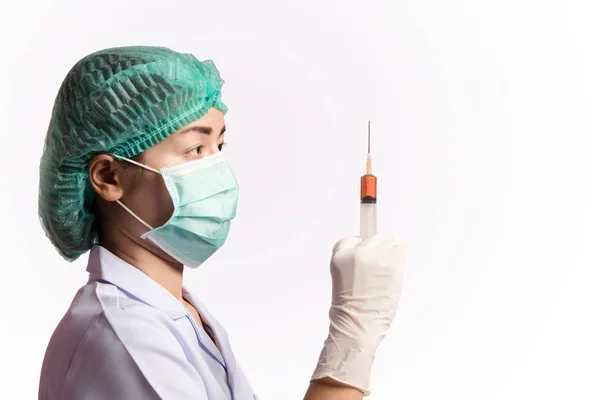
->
[360,202,377,238]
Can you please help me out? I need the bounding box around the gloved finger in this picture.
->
[359,231,395,248]
[392,243,409,263]
[332,236,362,254]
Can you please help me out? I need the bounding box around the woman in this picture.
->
[38,46,407,400]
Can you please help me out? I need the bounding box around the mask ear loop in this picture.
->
[116,200,154,231]
[112,154,160,174]
[111,154,158,232]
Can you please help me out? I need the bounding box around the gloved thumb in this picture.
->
[332,236,362,254]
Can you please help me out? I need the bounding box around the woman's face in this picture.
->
[125,107,226,228]
[89,107,226,259]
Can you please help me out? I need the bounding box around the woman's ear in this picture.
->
[88,154,125,201]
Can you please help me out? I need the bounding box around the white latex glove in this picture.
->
[311,232,407,396]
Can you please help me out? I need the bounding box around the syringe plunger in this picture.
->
[360,202,377,238]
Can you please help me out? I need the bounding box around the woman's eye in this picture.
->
[188,143,224,156]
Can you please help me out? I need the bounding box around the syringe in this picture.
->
[360,121,377,238]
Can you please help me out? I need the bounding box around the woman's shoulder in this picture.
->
[50,281,176,355]
[40,281,181,396]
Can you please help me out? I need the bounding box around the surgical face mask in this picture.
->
[112,152,238,268]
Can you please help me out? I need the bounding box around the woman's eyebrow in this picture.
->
[179,125,226,136]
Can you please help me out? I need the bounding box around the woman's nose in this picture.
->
[202,143,220,157]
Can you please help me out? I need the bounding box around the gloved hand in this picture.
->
[311,232,408,396]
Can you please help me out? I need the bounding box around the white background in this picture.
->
[1,0,599,399]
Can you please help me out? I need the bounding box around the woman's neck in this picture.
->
[98,223,185,301]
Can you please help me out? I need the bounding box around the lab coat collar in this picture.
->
[87,246,233,372]
[86,245,188,320]
[183,288,237,377]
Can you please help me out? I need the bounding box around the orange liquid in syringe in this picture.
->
[361,173,377,203]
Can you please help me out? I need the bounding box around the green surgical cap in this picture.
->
[39,46,228,261]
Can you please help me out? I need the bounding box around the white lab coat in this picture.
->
[39,245,258,400]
